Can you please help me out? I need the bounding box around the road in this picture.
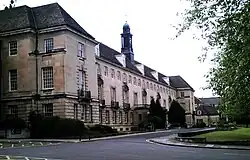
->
[0,129,250,160]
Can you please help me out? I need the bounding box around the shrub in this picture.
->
[0,117,26,130]
[89,124,117,134]
[29,112,86,138]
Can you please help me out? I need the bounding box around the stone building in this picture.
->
[0,3,196,131]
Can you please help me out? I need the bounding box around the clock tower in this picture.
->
[121,22,134,64]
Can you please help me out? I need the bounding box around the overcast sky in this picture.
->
[1,0,216,98]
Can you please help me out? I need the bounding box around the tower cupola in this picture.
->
[121,21,134,64]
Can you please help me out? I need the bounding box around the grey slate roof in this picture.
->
[0,3,95,39]
[199,97,220,106]
[0,2,194,91]
[98,43,193,90]
[197,105,219,116]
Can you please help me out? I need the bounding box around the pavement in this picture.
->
[0,128,250,160]
[149,134,250,150]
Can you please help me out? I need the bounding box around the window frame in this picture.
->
[44,38,54,53]
[104,66,108,76]
[43,103,53,117]
[9,41,18,56]
[42,67,54,89]
[77,42,85,58]
[9,69,18,91]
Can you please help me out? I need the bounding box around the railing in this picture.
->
[111,101,119,109]
[123,103,130,110]
[77,89,91,100]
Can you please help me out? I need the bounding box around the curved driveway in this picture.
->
[1,129,250,160]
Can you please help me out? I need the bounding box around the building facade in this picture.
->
[0,3,196,131]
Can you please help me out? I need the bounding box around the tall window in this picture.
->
[133,77,137,85]
[150,83,153,90]
[90,105,93,122]
[133,92,138,106]
[97,63,101,75]
[154,84,156,91]
[181,92,185,97]
[123,90,129,103]
[79,70,85,89]
[146,82,149,89]
[123,73,127,82]
[142,94,147,104]
[142,80,145,88]
[9,41,17,56]
[9,69,17,91]
[119,111,122,123]
[112,111,117,124]
[138,79,141,86]
[43,103,53,117]
[81,104,86,120]
[117,71,121,80]
[128,75,132,83]
[111,69,115,78]
[163,99,167,107]
[105,110,110,123]
[130,112,134,124]
[8,105,18,118]
[74,104,78,119]
[99,109,103,123]
[44,38,54,53]
[125,112,128,123]
[110,87,116,101]
[42,67,53,89]
[104,66,108,76]
[77,42,85,58]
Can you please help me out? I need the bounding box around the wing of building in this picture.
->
[0,3,196,131]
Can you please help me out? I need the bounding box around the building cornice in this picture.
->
[96,56,177,91]
[0,25,98,45]
[0,28,35,37]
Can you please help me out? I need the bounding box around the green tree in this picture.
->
[4,0,16,10]
[175,0,250,126]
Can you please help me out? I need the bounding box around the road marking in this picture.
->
[205,144,214,147]
[40,142,43,145]
[11,144,14,147]
[25,157,30,160]
[6,156,10,159]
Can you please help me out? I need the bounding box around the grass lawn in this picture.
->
[0,141,53,148]
[195,128,250,142]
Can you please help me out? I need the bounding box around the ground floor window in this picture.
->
[105,110,110,123]
[11,129,21,135]
[119,111,122,123]
[99,109,103,123]
[43,103,53,117]
[112,111,117,124]
[125,112,128,123]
